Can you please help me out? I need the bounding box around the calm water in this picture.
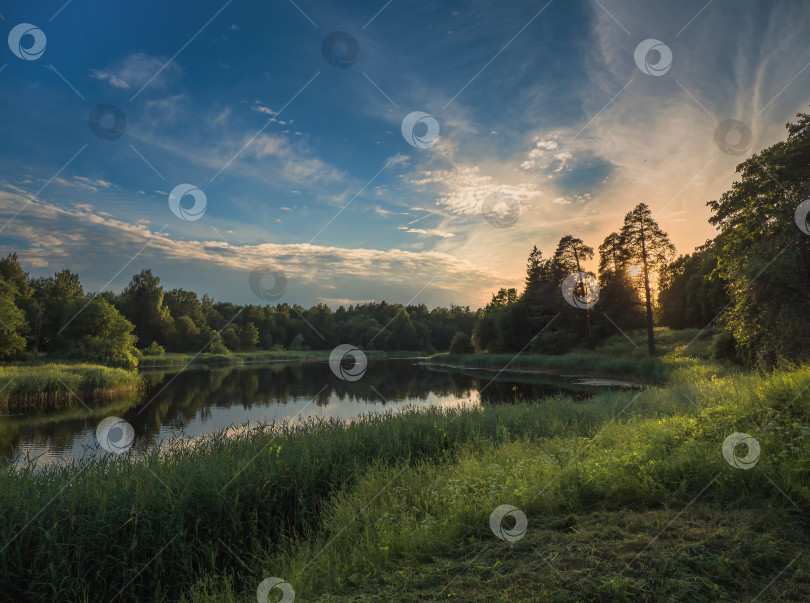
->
[0,359,623,467]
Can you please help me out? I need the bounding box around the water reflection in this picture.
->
[0,359,603,467]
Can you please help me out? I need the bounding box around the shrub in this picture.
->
[531,329,574,355]
[449,331,475,354]
[142,341,165,356]
[288,333,304,351]
[710,329,738,362]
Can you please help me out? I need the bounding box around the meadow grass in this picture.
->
[257,360,809,600]
[429,327,717,383]
[0,363,142,409]
[1,357,809,601]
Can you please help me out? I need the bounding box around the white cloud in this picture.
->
[90,53,181,92]
[398,227,456,238]
[90,70,130,89]
[410,165,543,217]
[54,176,114,193]
[534,139,558,150]
[252,102,277,116]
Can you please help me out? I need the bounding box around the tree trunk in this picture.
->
[640,226,656,355]
[573,248,591,337]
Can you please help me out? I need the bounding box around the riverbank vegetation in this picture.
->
[1,358,808,600]
[430,326,714,383]
[0,363,142,409]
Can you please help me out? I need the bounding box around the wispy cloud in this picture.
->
[90,52,182,92]
[0,188,499,306]
[53,176,114,192]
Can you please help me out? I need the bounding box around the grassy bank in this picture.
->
[427,351,668,382]
[0,364,142,410]
[1,358,809,600]
[428,327,717,382]
[138,349,413,368]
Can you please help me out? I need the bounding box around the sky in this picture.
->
[1,0,809,309]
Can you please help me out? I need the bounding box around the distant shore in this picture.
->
[138,349,420,368]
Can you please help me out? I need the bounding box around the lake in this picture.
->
[0,358,631,468]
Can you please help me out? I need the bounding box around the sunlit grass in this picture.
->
[2,361,809,600]
[430,328,720,383]
[266,365,810,599]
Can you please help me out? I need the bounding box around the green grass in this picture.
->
[429,328,717,383]
[281,505,807,601]
[0,363,142,409]
[1,356,809,601]
[266,361,810,600]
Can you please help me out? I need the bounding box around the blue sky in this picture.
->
[1,0,809,308]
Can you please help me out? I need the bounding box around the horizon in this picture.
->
[2,0,810,308]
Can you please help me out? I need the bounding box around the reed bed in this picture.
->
[0,364,142,410]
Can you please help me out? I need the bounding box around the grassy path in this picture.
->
[298,505,807,601]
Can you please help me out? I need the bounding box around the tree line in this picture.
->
[0,257,478,368]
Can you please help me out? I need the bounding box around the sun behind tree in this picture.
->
[618,203,675,355]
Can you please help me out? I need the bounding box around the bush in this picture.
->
[142,341,165,356]
[531,329,574,355]
[208,335,229,355]
[288,333,304,351]
[52,297,139,369]
[710,329,738,362]
[449,332,475,354]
